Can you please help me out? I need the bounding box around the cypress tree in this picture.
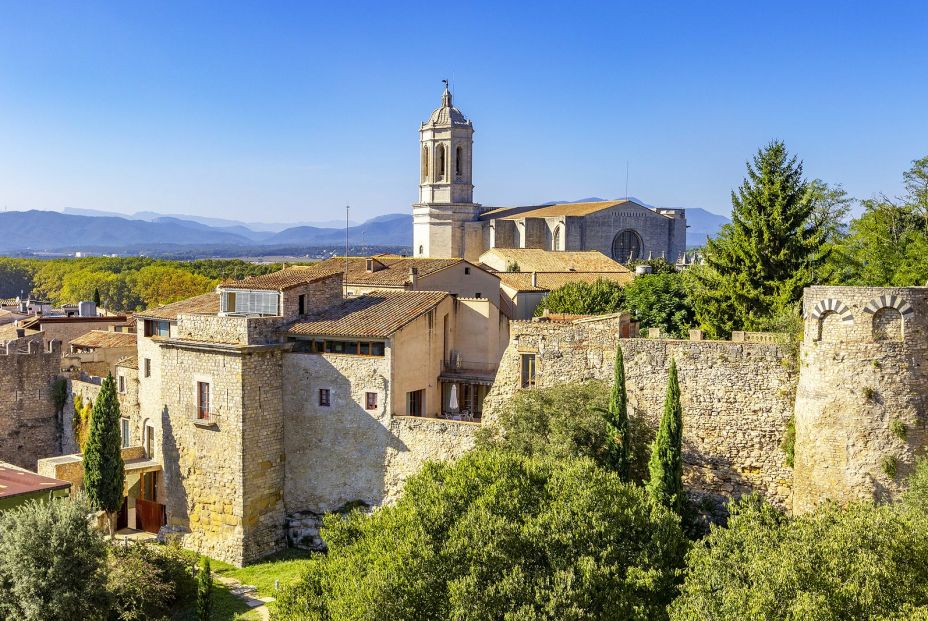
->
[93,287,101,307]
[647,359,684,514]
[83,373,124,537]
[693,140,826,337]
[196,557,213,621]
[604,345,631,481]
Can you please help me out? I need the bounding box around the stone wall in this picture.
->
[280,273,343,319]
[793,286,928,512]
[484,317,797,510]
[0,337,63,469]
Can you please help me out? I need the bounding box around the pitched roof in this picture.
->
[0,462,70,500]
[220,267,339,291]
[116,355,139,369]
[137,293,220,321]
[69,330,137,350]
[308,256,477,287]
[288,291,448,338]
[480,249,629,273]
[497,271,634,293]
[480,199,637,221]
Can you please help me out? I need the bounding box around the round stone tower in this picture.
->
[793,286,928,512]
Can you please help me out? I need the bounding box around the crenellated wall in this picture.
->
[0,337,63,469]
[793,286,928,512]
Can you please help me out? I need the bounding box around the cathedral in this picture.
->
[412,86,687,264]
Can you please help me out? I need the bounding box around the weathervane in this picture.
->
[442,79,449,90]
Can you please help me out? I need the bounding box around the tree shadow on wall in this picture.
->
[160,405,191,532]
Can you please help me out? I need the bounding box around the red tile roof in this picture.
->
[288,291,448,338]
[220,267,340,291]
[308,256,474,287]
[0,462,70,500]
[69,330,137,350]
[136,293,220,321]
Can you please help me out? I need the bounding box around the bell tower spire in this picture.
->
[412,82,481,259]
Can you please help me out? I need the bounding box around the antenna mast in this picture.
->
[345,204,350,298]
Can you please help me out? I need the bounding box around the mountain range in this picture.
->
[0,204,729,254]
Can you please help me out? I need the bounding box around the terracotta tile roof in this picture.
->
[220,267,340,291]
[480,200,634,220]
[480,249,629,273]
[136,293,220,321]
[69,330,137,350]
[288,291,448,338]
[307,256,476,287]
[0,462,70,500]
[498,271,634,293]
[115,355,139,369]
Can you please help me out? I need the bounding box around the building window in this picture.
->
[464,267,470,275]
[611,229,643,263]
[221,290,280,316]
[143,358,151,378]
[196,381,210,420]
[521,353,536,388]
[118,375,126,393]
[407,389,424,417]
[289,338,386,357]
[120,418,130,448]
[455,145,463,176]
[319,389,331,407]
[436,144,446,182]
[365,392,378,410]
[419,245,424,256]
[421,145,429,181]
[143,320,169,338]
[298,294,306,315]
[144,423,154,458]
[476,292,482,298]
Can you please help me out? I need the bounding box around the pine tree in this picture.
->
[693,141,826,338]
[93,287,101,307]
[647,359,684,514]
[603,345,631,480]
[83,373,124,537]
[196,557,213,621]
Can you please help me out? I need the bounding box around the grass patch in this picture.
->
[213,548,314,598]
[171,581,262,620]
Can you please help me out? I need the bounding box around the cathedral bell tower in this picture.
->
[413,82,482,259]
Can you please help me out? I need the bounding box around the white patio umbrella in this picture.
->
[449,384,459,412]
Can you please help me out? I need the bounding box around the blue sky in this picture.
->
[1,1,926,223]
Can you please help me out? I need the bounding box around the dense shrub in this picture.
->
[534,278,625,316]
[476,381,653,483]
[107,544,175,621]
[670,494,928,620]
[0,495,109,621]
[623,272,696,338]
[276,451,688,621]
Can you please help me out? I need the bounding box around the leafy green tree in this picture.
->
[276,450,688,621]
[0,258,36,298]
[196,557,212,621]
[647,359,684,514]
[692,141,826,337]
[477,381,653,482]
[604,346,631,480]
[534,278,625,316]
[628,257,678,275]
[107,543,175,621]
[0,495,109,621]
[670,494,928,620]
[624,272,696,338]
[83,373,125,537]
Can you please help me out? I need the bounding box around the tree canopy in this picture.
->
[534,278,625,317]
[275,450,688,621]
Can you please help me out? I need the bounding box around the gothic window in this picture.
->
[436,144,446,181]
[421,145,429,181]
[418,244,424,256]
[611,229,642,263]
[455,145,463,177]
[552,226,561,251]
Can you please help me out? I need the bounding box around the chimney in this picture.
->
[531,271,538,287]
[408,267,419,289]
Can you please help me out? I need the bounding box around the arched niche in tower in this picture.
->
[435,144,447,182]
[455,145,464,178]
[421,145,429,182]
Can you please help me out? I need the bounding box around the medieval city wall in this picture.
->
[793,286,928,513]
[484,318,797,510]
[0,337,62,469]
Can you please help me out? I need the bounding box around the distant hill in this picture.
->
[684,208,730,247]
[62,207,358,232]
[265,214,412,246]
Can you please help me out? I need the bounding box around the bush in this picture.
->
[476,381,653,483]
[196,556,213,621]
[623,272,696,338]
[670,494,928,620]
[0,495,109,621]
[906,458,928,513]
[534,278,625,316]
[107,544,175,621]
[276,451,688,621]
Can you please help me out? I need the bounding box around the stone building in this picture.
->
[412,86,687,264]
